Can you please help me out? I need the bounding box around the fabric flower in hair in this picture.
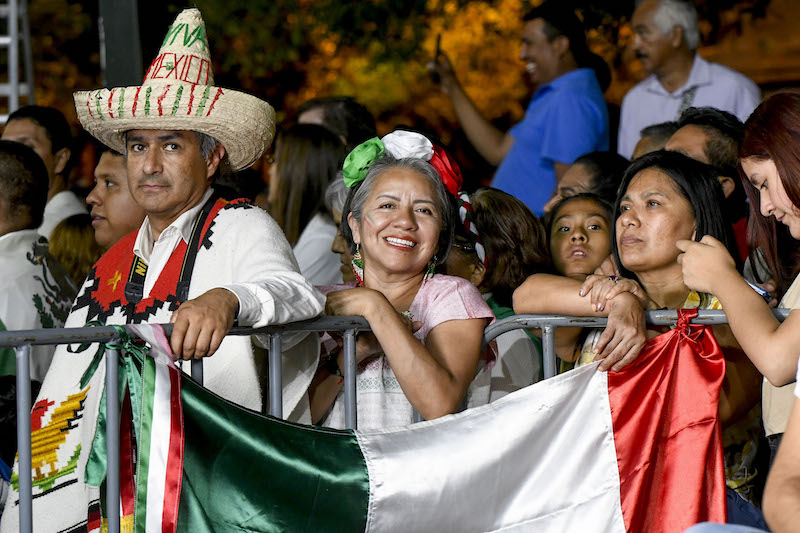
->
[430,145,463,198]
[381,130,434,160]
[342,137,385,188]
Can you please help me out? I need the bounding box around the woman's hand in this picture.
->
[325,287,384,317]
[592,293,648,371]
[593,255,620,277]
[579,274,652,312]
[326,288,421,364]
[676,236,738,294]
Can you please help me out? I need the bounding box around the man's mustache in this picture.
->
[135,176,169,187]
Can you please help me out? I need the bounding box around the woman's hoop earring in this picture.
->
[423,255,437,286]
[351,244,364,286]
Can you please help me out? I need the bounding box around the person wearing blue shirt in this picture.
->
[430,1,610,215]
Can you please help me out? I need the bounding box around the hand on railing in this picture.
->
[591,293,648,372]
[169,288,239,360]
[580,274,654,312]
[327,311,421,365]
[592,254,621,278]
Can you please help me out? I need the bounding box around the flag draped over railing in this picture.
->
[104,308,725,533]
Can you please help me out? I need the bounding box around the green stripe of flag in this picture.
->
[175,376,369,532]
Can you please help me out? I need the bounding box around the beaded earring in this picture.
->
[351,244,364,286]
[423,255,437,286]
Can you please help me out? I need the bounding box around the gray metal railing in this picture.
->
[483,309,792,380]
[2,309,791,533]
[2,316,370,533]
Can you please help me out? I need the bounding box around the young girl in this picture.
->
[514,193,631,368]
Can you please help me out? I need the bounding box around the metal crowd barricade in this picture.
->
[0,316,370,533]
[1,309,791,533]
[483,309,792,379]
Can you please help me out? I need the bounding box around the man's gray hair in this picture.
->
[194,132,220,161]
[196,132,232,180]
[643,0,700,51]
[341,156,455,265]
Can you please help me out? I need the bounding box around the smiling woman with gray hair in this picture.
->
[309,131,494,429]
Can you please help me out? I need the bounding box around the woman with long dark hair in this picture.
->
[268,123,348,284]
[519,151,764,524]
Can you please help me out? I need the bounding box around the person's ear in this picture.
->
[469,259,486,287]
[553,35,571,58]
[347,212,361,245]
[717,176,735,199]
[670,25,684,49]
[53,147,70,176]
[205,143,226,180]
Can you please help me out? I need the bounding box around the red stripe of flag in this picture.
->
[607,308,727,533]
[120,393,136,518]
[161,365,184,533]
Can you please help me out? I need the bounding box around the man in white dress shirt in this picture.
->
[617,0,761,159]
[1,106,87,238]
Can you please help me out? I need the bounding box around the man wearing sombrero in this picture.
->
[0,9,324,532]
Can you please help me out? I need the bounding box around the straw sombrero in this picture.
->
[74,8,275,170]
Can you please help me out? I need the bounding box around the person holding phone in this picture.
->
[428,1,610,216]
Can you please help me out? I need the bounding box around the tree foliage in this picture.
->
[17,0,773,157]
[8,1,100,123]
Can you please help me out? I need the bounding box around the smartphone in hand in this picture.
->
[745,280,775,304]
[431,34,442,83]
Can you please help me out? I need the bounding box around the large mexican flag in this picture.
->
[131,309,726,533]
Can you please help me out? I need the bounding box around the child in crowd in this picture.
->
[49,214,101,286]
[443,187,551,403]
[515,193,616,368]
